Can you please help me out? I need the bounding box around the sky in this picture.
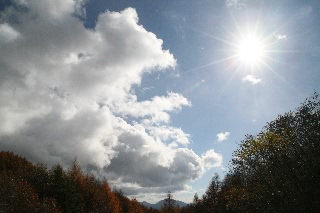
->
[0,0,319,203]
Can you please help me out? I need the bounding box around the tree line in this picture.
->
[1,93,319,212]
[180,92,320,212]
[0,151,158,212]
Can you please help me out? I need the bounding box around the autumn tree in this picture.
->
[0,152,148,213]
[0,151,35,176]
[0,166,60,212]
[129,198,145,213]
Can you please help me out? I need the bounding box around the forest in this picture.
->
[0,93,319,213]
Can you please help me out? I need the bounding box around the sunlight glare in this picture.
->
[237,35,265,64]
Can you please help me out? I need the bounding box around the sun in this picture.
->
[184,20,284,75]
[237,35,265,65]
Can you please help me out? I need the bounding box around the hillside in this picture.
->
[0,151,154,213]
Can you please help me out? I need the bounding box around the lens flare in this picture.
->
[237,35,265,64]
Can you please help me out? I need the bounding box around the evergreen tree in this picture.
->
[161,191,176,213]
[202,173,221,212]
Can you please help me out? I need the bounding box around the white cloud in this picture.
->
[13,0,28,6]
[0,0,219,199]
[147,125,191,146]
[242,74,262,85]
[0,23,21,42]
[112,92,191,124]
[202,149,223,169]
[226,0,246,9]
[216,132,230,143]
[276,34,287,40]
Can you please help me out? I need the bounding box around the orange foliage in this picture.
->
[0,151,156,213]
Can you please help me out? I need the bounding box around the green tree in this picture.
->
[229,93,320,212]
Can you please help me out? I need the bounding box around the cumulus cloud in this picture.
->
[242,75,262,85]
[147,125,191,146]
[0,0,221,198]
[0,23,21,42]
[112,92,191,124]
[216,132,230,143]
[202,149,223,169]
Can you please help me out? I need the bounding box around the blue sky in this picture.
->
[0,0,319,203]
